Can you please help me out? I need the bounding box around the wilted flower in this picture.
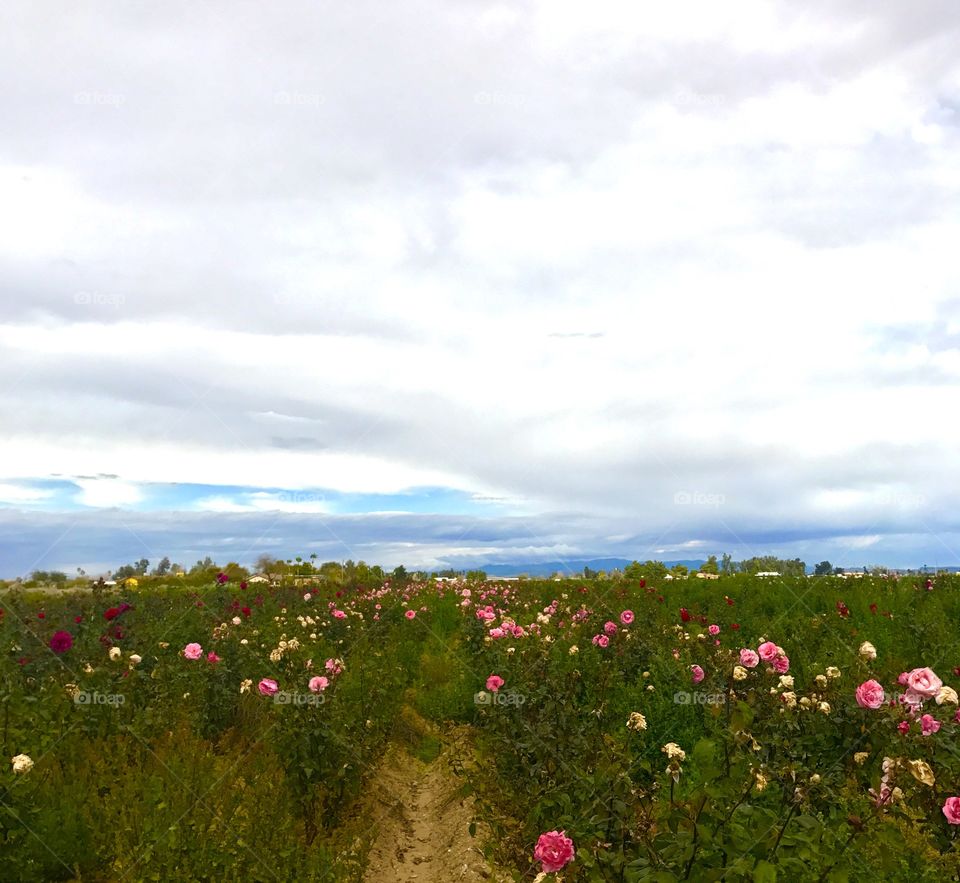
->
[11,754,33,775]
[825,666,841,679]
[859,641,877,661]
[854,752,869,765]
[662,742,686,762]
[239,679,253,694]
[733,665,748,681]
[754,769,769,792]
[936,685,958,706]
[907,758,935,787]
[626,711,647,731]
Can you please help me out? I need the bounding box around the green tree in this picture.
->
[814,561,833,576]
[700,555,719,575]
[154,556,171,576]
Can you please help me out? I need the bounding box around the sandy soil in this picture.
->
[361,740,514,883]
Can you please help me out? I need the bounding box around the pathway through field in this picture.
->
[361,725,513,882]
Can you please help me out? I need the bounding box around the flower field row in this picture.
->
[3,571,960,880]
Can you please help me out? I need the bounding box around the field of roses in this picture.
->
[3,570,960,881]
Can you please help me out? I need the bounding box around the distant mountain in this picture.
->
[478,558,707,577]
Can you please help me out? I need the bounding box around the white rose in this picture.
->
[11,754,33,774]
[936,685,959,705]
[859,641,877,661]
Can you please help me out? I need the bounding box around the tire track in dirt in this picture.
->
[361,733,514,882]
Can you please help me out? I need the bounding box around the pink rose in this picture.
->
[405,609,416,619]
[533,830,575,873]
[604,621,618,636]
[206,651,220,664]
[333,610,346,619]
[691,664,705,684]
[620,610,634,625]
[855,679,885,709]
[921,713,941,736]
[308,676,329,693]
[943,797,960,825]
[739,649,760,668]
[183,642,203,660]
[897,671,910,686]
[258,678,279,696]
[772,655,790,674]
[708,624,720,636]
[486,674,505,692]
[758,641,778,662]
[898,720,911,734]
[905,667,942,704]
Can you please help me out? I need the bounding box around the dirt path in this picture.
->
[361,738,514,883]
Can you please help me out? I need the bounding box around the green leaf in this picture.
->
[753,860,777,883]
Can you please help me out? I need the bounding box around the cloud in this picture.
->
[73,478,143,508]
[1,1,959,570]
[0,482,54,504]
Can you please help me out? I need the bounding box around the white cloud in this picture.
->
[0,1,959,567]
[0,482,53,504]
[73,479,143,508]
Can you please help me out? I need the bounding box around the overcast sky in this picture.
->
[2,1,960,576]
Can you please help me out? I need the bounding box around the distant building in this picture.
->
[696,572,720,580]
[248,574,270,584]
[756,572,781,578]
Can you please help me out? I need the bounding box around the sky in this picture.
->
[2,1,960,577]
